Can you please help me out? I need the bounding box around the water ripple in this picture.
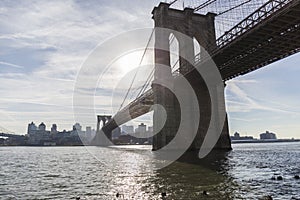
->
[0,143,299,199]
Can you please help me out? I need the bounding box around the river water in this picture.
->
[0,142,299,200]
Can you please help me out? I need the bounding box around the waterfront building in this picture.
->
[38,122,46,131]
[137,123,146,134]
[27,122,37,134]
[27,122,50,145]
[134,123,146,139]
[117,134,135,144]
[86,126,92,137]
[85,126,94,142]
[73,123,82,131]
[122,125,134,134]
[260,131,277,140]
[72,123,83,136]
[26,122,87,146]
[233,132,240,139]
[51,124,57,134]
[230,132,254,140]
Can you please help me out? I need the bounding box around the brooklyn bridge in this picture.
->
[91,0,300,153]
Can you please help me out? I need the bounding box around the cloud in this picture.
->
[0,0,299,139]
[0,61,24,69]
[0,0,160,133]
[226,79,298,114]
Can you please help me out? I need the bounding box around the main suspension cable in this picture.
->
[194,0,217,11]
[218,0,252,16]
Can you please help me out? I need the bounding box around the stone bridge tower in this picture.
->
[151,3,231,151]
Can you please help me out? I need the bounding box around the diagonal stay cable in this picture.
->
[169,0,179,5]
[118,29,155,112]
[135,56,180,101]
[134,34,179,99]
[131,32,176,99]
[194,0,217,11]
[218,0,252,16]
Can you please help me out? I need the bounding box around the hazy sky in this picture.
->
[0,0,299,139]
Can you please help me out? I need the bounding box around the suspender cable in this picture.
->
[134,34,179,99]
[118,29,155,111]
[135,56,180,100]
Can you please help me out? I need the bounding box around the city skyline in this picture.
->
[2,120,287,140]
[0,0,299,139]
[23,121,153,134]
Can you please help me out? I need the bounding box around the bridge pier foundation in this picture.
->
[152,83,179,150]
[152,73,231,151]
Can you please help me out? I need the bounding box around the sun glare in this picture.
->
[116,50,151,74]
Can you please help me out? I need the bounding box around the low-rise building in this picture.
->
[231,132,254,140]
[260,131,277,140]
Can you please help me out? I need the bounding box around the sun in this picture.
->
[116,50,152,74]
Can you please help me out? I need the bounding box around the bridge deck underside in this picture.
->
[104,90,154,131]
[105,1,300,129]
[215,0,300,80]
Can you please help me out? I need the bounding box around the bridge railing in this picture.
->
[216,0,294,48]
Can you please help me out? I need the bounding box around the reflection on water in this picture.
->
[0,142,299,199]
[147,150,241,200]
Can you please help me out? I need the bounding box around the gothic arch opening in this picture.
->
[99,120,104,129]
[193,37,201,62]
[169,33,180,73]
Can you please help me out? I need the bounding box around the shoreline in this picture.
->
[231,139,300,144]
[1,140,300,147]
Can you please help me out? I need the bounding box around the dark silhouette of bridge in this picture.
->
[92,0,300,152]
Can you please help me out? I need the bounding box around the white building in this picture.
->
[148,126,153,133]
[122,125,134,134]
[136,123,146,133]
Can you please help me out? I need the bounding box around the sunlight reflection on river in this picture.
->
[0,142,299,199]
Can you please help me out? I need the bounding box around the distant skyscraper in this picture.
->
[122,125,134,134]
[134,123,147,138]
[234,132,240,139]
[73,123,82,131]
[86,126,92,135]
[27,122,50,145]
[51,124,57,134]
[85,126,92,139]
[38,122,46,131]
[27,122,37,134]
[137,123,146,133]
